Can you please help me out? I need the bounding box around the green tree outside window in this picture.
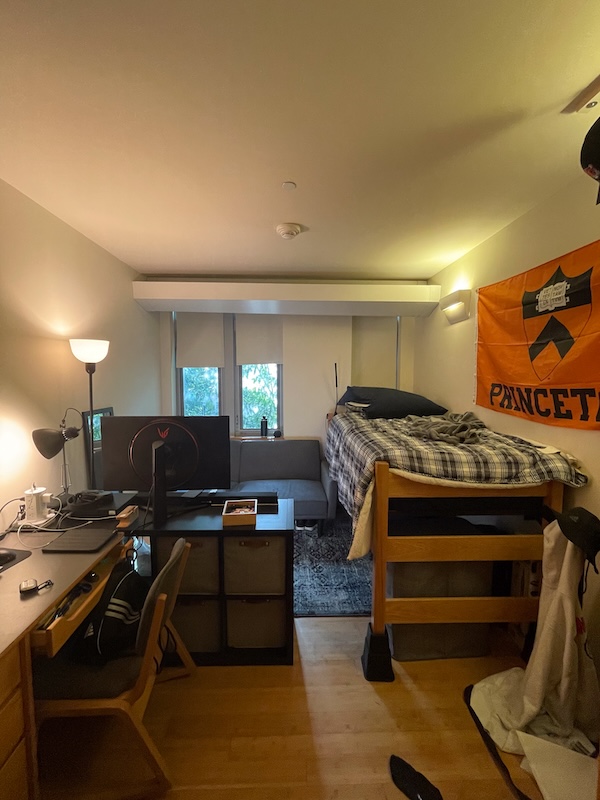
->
[182,367,220,416]
[241,363,278,429]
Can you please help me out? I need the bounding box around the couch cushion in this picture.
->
[229,439,242,484]
[233,479,327,519]
[237,439,321,482]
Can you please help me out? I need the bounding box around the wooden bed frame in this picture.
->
[362,460,564,681]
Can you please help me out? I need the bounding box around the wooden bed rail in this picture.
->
[363,461,563,682]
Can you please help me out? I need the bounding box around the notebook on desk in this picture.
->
[42,529,119,553]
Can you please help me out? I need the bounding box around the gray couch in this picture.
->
[229,438,337,531]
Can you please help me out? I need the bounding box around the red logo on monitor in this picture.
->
[157,427,169,439]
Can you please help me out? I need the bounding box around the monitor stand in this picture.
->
[152,440,168,526]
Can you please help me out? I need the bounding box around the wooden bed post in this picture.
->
[543,481,564,517]
[361,461,394,682]
[372,461,389,636]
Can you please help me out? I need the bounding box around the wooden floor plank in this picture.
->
[38,617,543,800]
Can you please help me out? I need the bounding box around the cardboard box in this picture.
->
[222,499,257,527]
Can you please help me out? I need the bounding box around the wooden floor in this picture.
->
[38,617,543,800]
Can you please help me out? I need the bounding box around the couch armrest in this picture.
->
[320,459,338,519]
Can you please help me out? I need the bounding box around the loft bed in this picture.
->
[325,404,588,681]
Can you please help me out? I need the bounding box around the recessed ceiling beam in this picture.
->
[133,281,441,317]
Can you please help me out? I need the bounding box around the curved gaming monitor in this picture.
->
[101,416,230,523]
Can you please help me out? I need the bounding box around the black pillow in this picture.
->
[338,386,447,419]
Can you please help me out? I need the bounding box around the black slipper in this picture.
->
[389,755,444,800]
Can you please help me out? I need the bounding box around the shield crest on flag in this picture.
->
[522,266,592,381]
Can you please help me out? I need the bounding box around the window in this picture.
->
[175,312,283,434]
[238,363,282,431]
[181,367,221,416]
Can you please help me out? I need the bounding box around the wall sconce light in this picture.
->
[439,289,471,324]
[69,339,109,489]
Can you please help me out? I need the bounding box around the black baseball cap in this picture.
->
[580,117,600,204]
[555,506,600,573]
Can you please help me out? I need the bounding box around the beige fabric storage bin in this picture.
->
[171,597,221,653]
[226,598,286,648]
[155,536,219,594]
[386,517,494,661]
[223,536,286,595]
[387,560,493,660]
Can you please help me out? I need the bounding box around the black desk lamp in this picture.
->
[69,339,110,490]
[32,408,82,495]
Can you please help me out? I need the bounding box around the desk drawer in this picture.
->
[0,645,20,709]
[0,689,24,770]
[0,739,28,800]
[30,539,128,657]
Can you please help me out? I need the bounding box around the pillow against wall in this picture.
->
[338,386,447,419]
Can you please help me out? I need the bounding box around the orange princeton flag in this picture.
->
[476,239,600,430]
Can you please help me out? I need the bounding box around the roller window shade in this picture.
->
[175,313,225,368]
[235,315,283,364]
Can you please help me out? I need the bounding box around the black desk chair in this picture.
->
[34,537,193,797]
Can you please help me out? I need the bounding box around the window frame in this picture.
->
[234,362,283,435]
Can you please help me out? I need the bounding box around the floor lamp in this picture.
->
[69,339,110,490]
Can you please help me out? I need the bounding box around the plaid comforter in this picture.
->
[325,411,588,556]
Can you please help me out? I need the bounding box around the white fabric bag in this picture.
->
[469,519,600,755]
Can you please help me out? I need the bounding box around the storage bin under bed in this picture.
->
[386,517,495,661]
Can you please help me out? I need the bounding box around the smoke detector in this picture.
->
[276,223,302,239]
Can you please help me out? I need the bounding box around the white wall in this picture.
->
[352,317,398,388]
[282,316,352,441]
[414,173,600,667]
[281,314,417,444]
[0,179,161,529]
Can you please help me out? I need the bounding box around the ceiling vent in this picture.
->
[276,223,302,239]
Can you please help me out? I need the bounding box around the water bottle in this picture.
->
[260,416,268,437]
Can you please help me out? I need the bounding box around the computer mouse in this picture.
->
[0,549,17,566]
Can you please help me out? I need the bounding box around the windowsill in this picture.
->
[232,435,280,441]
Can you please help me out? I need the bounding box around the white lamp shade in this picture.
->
[69,339,110,364]
[439,290,471,324]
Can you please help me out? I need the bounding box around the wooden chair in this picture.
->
[34,538,194,798]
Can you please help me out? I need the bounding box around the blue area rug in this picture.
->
[293,507,372,616]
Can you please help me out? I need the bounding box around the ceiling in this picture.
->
[2,1,600,283]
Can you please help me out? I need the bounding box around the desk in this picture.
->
[142,499,294,665]
[0,526,126,800]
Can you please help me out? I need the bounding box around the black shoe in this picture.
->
[304,520,318,532]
